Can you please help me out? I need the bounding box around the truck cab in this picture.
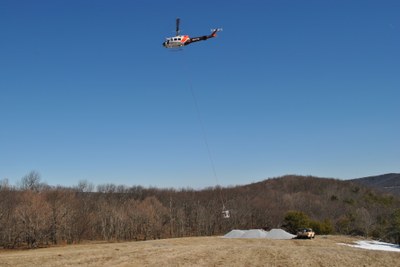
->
[296,228,315,239]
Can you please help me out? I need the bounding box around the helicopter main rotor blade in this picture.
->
[176,18,180,36]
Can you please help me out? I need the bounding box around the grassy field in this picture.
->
[0,235,399,266]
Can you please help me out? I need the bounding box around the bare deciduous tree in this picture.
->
[19,171,42,191]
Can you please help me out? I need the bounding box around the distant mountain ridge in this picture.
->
[350,173,400,195]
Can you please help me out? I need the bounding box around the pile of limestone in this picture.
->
[223,229,295,239]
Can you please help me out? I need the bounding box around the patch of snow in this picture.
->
[223,228,295,240]
[338,240,400,252]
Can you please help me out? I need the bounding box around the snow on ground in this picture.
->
[223,229,295,239]
[338,240,400,252]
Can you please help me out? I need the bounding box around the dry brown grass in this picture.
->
[0,235,399,267]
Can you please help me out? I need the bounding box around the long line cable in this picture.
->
[188,78,219,183]
[181,51,227,211]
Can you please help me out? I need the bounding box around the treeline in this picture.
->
[0,171,399,248]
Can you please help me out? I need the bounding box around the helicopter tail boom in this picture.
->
[186,28,222,45]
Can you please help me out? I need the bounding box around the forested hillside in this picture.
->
[351,173,400,195]
[1,172,399,249]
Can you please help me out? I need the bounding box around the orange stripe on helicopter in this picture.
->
[181,35,190,43]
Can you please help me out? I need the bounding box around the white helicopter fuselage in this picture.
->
[163,35,190,48]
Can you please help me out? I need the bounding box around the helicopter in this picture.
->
[162,18,222,48]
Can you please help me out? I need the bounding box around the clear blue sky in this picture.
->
[1,0,399,188]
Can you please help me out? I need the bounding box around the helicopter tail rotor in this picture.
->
[210,28,223,37]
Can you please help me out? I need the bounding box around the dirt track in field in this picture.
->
[0,235,399,266]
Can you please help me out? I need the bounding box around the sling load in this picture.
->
[222,205,230,219]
